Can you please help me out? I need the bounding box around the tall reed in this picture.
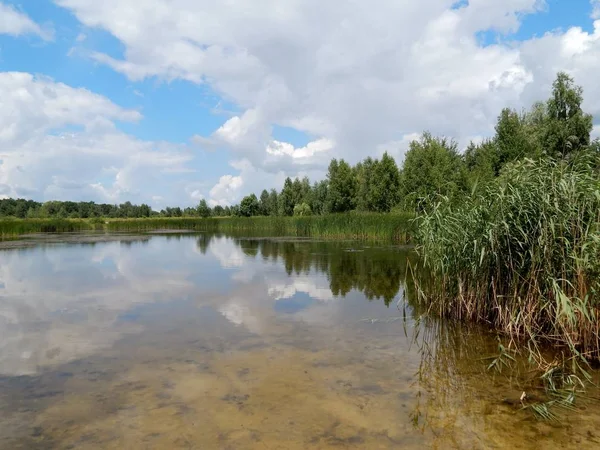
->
[1,213,415,243]
[415,153,600,368]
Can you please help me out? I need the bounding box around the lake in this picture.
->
[0,233,599,449]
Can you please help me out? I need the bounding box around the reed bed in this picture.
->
[0,218,93,239]
[414,154,600,373]
[1,213,415,243]
[106,213,415,242]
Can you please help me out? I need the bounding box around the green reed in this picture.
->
[1,213,415,243]
[105,213,415,243]
[414,153,600,378]
[0,218,93,238]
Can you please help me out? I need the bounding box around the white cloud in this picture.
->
[3,0,600,205]
[208,174,244,206]
[0,72,194,207]
[0,2,53,40]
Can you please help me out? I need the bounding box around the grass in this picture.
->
[0,212,416,243]
[413,152,600,390]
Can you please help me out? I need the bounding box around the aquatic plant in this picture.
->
[414,153,600,376]
[1,213,416,243]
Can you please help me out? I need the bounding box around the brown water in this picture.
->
[0,233,599,449]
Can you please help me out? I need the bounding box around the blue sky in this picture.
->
[1,0,599,208]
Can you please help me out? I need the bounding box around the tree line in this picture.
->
[233,72,596,216]
[0,72,595,220]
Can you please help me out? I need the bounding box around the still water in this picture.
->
[1,233,599,449]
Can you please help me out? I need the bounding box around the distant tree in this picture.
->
[267,189,279,216]
[544,72,593,158]
[239,194,260,217]
[326,159,357,213]
[197,199,211,218]
[279,177,295,216]
[355,157,376,211]
[371,152,400,212]
[212,205,225,216]
[401,133,467,211]
[311,180,328,215]
[259,189,270,216]
[293,202,312,216]
[464,139,498,188]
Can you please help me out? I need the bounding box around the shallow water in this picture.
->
[1,233,599,449]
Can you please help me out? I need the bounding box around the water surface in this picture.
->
[0,233,599,449]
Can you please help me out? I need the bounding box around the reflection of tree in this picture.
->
[240,239,417,306]
[196,234,213,255]
[239,239,260,257]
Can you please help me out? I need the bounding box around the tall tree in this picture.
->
[279,177,295,216]
[267,189,279,216]
[401,133,467,211]
[197,199,211,218]
[259,189,270,216]
[371,152,400,212]
[239,194,260,217]
[311,180,328,215]
[326,159,357,213]
[544,72,593,157]
[355,157,376,211]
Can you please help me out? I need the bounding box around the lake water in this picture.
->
[1,233,599,449]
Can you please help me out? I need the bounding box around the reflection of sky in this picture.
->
[0,235,404,376]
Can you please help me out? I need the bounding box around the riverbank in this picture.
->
[0,213,415,243]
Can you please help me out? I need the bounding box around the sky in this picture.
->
[1,0,600,209]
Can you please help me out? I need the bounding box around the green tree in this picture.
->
[371,152,400,212]
[259,189,270,216]
[267,189,279,216]
[401,133,467,211]
[197,199,211,218]
[311,180,328,215]
[293,202,312,216]
[544,72,593,157]
[279,177,295,216]
[326,159,357,213]
[355,157,376,211]
[239,194,260,217]
[464,139,498,187]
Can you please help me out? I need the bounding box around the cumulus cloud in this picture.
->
[2,0,600,205]
[0,72,195,206]
[0,2,53,40]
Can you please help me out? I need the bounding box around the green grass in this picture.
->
[413,153,600,383]
[0,212,416,243]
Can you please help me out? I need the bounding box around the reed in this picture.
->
[1,212,416,243]
[0,218,93,239]
[414,153,600,373]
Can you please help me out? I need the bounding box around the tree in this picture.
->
[267,189,279,216]
[370,152,400,212]
[239,194,260,217]
[326,159,357,213]
[464,139,498,187]
[355,157,376,211]
[258,190,270,216]
[213,205,225,216]
[544,72,593,157]
[311,180,328,215]
[197,199,211,218]
[279,177,295,216]
[401,133,467,211]
[293,202,312,216]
